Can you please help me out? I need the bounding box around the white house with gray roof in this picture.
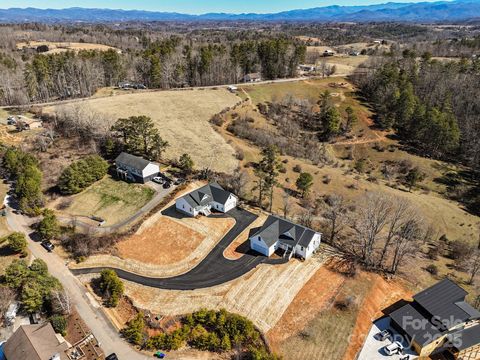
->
[249,215,321,259]
[115,152,159,183]
[175,182,238,217]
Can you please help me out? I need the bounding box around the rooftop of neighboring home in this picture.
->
[389,278,480,347]
[3,323,69,360]
[251,214,319,248]
[115,152,152,171]
[179,182,234,209]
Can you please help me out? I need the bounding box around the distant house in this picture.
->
[389,279,480,359]
[3,323,69,360]
[323,49,335,57]
[175,182,237,217]
[249,215,321,260]
[243,73,262,83]
[299,64,316,72]
[115,152,159,183]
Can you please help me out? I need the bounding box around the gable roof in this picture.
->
[115,152,152,171]
[448,324,480,351]
[413,278,480,326]
[251,215,319,248]
[3,323,69,360]
[180,183,234,209]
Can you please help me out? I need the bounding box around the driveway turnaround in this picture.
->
[72,207,285,290]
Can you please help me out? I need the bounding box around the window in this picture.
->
[301,246,304,251]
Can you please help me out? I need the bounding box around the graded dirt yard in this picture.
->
[116,215,234,266]
[51,176,155,226]
[120,249,332,333]
[16,41,119,54]
[45,88,240,174]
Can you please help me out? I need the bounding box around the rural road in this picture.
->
[4,195,151,360]
[72,207,286,290]
[0,75,325,110]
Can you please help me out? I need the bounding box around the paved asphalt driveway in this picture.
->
[72,207,283,290]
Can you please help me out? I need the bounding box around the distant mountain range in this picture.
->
[0,0,479,23]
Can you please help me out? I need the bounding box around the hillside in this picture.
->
[1,0,479,23]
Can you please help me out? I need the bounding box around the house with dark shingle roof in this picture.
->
[175,182,237,217]
[388,278,480,358]
[249,215,321,259]
[115,152,159,183]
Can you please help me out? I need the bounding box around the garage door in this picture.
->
[251,240,270,256]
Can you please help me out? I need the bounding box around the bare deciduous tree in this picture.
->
[322,194,349,246]
[390,218,423,274]
[467,250,480,285]
[352,193,392,267]
[282,191,292,219]
[51,289,72,315]
[0,286,16,320]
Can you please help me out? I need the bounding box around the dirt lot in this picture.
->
[116,215,233,266]
[50,176,155,226]
[44,88,240,174]
[16,41,119,54]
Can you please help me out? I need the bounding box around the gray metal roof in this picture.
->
[180,182,234,209]
[448,324,480,351]
[390,303,444,346]
[115,152,152,171]
[251,215,319,248]
[413,278,479,326]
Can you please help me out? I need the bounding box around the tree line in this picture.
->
[353,51,480,170]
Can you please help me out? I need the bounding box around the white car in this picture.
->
[384,341,404,356]
[152,176,164,184]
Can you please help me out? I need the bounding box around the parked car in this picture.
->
[174,178,185,185]
[152,176,164,184]
[41,241,55,252]
[163,182,171,189]
[105,354,118,360]
[376,329,392,341]
[384,341,404,356]
[154,351,166,358]
[7,116,16,125]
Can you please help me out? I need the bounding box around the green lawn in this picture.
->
[58,177,155,226]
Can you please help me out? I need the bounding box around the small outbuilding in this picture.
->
[115,152,159,183]
[243,73,262,83]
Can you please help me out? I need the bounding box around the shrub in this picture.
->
[292,164,302,173]
[38,209,60,241]
[98,269,124,307]
[209,114,225,126]
[450,240,472,261]
[6,232,27,254]
[50,315,67,336]
[58,155,109,195]
[426,264,438,276]
[122,312,145,345]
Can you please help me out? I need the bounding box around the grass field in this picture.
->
[45,88,240,174]
[52,176,155,226]
[16,41,119,54]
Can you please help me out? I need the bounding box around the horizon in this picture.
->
[0,0,454,15]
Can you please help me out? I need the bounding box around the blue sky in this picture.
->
[1,0,449,14]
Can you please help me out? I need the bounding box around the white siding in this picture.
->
[175,198,196,217]
[294,233,322,259]
[142,163,159,178]
[223,194,237,213]
[249,235,274,256]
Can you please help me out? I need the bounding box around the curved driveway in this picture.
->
[72,208,284,290]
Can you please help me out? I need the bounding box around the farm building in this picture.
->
[389,279,480,359]
[243,73,262,82]
[175,182,237,217]
[249,215,321,260]
[299,64,316,72]
[115,152,159,183]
